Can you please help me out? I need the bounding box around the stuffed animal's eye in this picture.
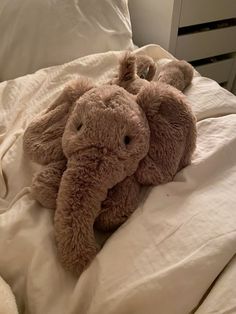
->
[124,135,131,145]
[77,124,82,131]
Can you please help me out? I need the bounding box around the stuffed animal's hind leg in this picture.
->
[31,160,66,209]
[157,60,194,91]
[95,175,141,232]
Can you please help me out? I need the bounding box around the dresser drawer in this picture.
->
[179,0,236,27]
[195,58,235,83]
[176,26,236,61]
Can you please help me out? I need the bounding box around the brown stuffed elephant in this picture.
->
[23,53,197,274]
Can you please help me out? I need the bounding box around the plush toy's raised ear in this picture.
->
[23,78,94,165]
[135,81,196,186]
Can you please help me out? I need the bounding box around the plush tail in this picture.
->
[136,54,156,81]
[117,52,137,83]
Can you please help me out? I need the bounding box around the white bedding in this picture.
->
[0,0,133,81]
[0,275,18,314]
[0,44,236,314]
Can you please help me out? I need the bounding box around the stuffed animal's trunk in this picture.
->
[54,148,128,275]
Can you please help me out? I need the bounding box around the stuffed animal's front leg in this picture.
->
[95,175,141,232]
[31,160,66,209]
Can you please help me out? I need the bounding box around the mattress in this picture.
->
[0,44,236,314]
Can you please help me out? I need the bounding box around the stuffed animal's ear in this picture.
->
[157,60,194,91]
[23,78,94,165]
[135,81,196,186]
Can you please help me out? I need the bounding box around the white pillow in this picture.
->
[0,0,133,81]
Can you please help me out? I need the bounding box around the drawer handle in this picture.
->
[178,17,236,35]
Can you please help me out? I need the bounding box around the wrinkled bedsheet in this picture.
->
[0,274,18,314]
[0,45,236,314]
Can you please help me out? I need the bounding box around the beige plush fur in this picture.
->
[23,53,197,274]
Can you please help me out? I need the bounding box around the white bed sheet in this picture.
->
[0,0,133,81]
[0,45,236,314]
[0,274,18,314]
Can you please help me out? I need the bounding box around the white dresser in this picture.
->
[129,0,236,93]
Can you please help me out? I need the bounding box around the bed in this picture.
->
[0,2,236,314]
